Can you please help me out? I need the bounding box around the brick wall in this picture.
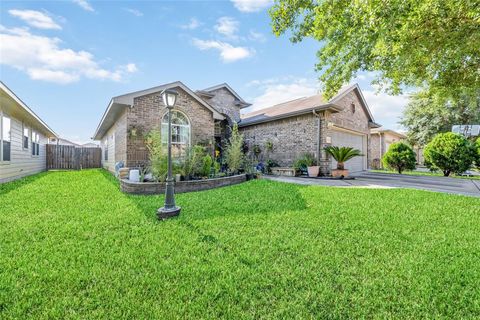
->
[205,87,241,123]
[126,87,215,167]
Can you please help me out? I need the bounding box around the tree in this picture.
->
[423,133,476,176]
[475,138,480,169]
[381,142,416,174]
[224,124,244,174]
[269,0,480,99]
[145,130,167,181]
[401,90,480,146]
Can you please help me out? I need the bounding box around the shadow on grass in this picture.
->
[0,171,52,197]
[125,179,308,222]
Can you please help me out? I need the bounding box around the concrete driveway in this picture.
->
[264,171,480,197]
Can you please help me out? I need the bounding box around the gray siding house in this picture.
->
[0,82,57,183]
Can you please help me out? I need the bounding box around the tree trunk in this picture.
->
[337,162,344,170]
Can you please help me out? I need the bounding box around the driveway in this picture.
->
[264,171,480,197]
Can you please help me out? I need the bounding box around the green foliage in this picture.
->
[293,153,316,171]
[182,145,206,178]
[265,159,280,174]
[145,130,168,181]
[401,90,480,146]
[475,138,480,169]
[201,154,213,178]
[269,0,480,99]
[324,146,362,170]
[252,144,261,159]
[382,142,417,174]
[224,124,244,174]
[424,133,476,176]
[1,170,480,318]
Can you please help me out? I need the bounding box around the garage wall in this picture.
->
[330,129,367,173]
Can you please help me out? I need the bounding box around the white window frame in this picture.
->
[104,137,108,161]
[31,130,40,157]
[0,110,12,164]
[23,123,30,151]
[161,110,191,147]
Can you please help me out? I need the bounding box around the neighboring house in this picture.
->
[240,84,380,175]
[93,81,248,172]
[81,142,99,148]
[48,137,80,146]
[0,82,57,183]
[369,128,407,169]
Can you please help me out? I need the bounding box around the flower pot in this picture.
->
[175,174,181,182]
[307,166,320,177]
[331,169,349,178]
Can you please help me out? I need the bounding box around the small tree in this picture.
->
[382,142,416,174]
[424,132,476,176]
[224,124,244,174]
[145,130,167,181]
[324,146,362,170]
[475,138,480,169]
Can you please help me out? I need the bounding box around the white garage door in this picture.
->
[330,130,366,173]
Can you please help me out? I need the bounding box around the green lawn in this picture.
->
[371,169,480,180]
[1,170,479,319]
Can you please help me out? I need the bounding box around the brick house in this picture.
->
[93,81,250,172]
[240,84,381,175]
[94,81,380,175]
[369,128,407,169]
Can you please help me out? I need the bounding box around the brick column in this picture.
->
[318,111,331,176]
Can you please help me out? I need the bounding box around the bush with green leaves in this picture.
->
[424,132,476,176]
[182,145,206,179]
[324,146,362,170]
[224,124,244,174]
[381,142,417,174]
[201,154,213,178]
[145,130,168,181]
[475,138,480,169]
[293,153,316,172]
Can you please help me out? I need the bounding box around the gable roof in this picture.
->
[240,83,377,127]
[0,81,57,138]
[371,128,407,139]
[201,83,251,108]
[93,81,225,140]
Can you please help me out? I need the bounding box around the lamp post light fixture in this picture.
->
[157,88,181,219]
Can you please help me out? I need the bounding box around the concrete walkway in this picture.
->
[264,171,480,197]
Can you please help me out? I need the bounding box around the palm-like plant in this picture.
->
[324,146,363,170]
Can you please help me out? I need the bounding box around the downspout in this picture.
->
[312,109,321,166]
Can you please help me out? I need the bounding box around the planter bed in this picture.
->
[121,174,247,195]
[298,175,356,180]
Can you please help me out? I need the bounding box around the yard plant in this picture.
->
[382,142,417,174]
[424,132,476,176]
[1,170,479,319]
[324,146,362,170]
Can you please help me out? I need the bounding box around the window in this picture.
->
[32,131,40,156]
[161,111,190,156]
[104,138,108,161]
[23,125,29,149]
[1,114,11,161]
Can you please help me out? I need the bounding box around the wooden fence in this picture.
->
[47,144,102,170]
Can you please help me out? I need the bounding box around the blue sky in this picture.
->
[0,0,408,144]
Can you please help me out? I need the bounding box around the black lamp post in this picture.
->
[157,88,181,219]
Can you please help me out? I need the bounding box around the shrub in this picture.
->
[324,146,362,170]
[265,159,280,174]
[382,142,417,174]
[145,130,168,181]
[293,153,316,172]
[224,124,244,174]
[201,154,213,177]
[182,145,206,179]
[424,132,476,176]
[475,138,480,169]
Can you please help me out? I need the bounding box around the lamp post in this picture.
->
[157,88,181,219]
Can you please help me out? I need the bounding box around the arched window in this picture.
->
[161,111,190,154]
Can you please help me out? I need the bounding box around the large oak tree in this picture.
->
[270,0,480,99]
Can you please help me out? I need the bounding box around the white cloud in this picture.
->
[362,90,409,130]
[248,30,266,42]
[124,8,143,17]
[181,18,201,30]
[231,0,273,12]
[215,17,239,39]
[192,38,254,63]
[8,9,61,30]
[244,77,319,113]
[0,26,137,84]
[72,0,94,12]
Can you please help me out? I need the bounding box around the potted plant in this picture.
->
[324,146,362,178]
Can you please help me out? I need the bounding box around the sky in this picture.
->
[0,0,409,144]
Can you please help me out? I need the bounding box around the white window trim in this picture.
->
[23,122,30,151]
[31,130,40,158]
[0,110,11,164]
[161,110,191,147]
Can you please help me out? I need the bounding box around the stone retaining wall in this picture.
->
[121,174,247,195]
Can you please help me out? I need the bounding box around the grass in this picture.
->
[371,169,480,180]
[1,169,479,319]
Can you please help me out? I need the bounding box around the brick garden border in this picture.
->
[120,174,247,195]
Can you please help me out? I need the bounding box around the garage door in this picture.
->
[330,130,366,173]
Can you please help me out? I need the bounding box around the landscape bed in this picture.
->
[0,169,479,319]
